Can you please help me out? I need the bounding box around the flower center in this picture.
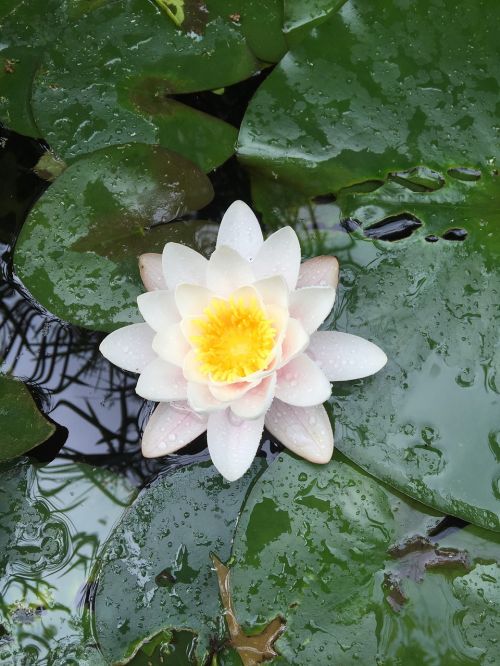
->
[190,296,276,382]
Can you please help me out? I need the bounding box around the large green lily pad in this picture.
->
[30,0,261,161]
[0,0,111,137]
[283,0,346,45]
[230,453,500,664]
[0,458,135,664]
[14,143,215,332]
[0,374,55,461]
[93,459,265,665]
[238,0,500,194]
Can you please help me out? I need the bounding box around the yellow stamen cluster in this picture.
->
[190,296,276,382]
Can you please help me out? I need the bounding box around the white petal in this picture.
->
[175,284,215,318]
[99,323,156,373]
[152,324,190,366]
[183,350,209,384]
[187,382,225,413]
[275,354,331,406]
[142,402,207,458]
[279,318,310,366]
[297,255,339,288]
[163,242,208,290]
[137,290,179,332]
[265,400,333,463]
[216,200,264,261]
[136,358,188,401]
[307,331,387,381]
[207,409,264,481]
[253,227,301,290]
[206,246,254,297]
[209,380,258,402]
[289,286,336,334]
[139,253,166,291]
[253,275,289,309]
[231,375,276,419]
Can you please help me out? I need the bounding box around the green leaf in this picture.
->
[0,458,135,664]
[93,459,265,665]
[249,170,500,530]
[230,452,500,663]
[14,143,215,332]
[0,0,112,137]
[329,173,500,531]
[30,0,259,161]
[0,374,55,461]
[238,0,288,64]
[238,0,500,194]
[283,0,346,45]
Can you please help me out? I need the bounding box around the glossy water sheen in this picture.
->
[14,143,215,332]
[30,0,263,160]
[0,458,135,664]
[238,0,500,194]
[93,459,265,664]
[0,375,55,460]
[230,452,500,664]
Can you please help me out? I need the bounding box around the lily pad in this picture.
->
[0,458,135,664]
[93,459,265,665]
[326,173,500,531]
[230,452,500,664]
[0,374,55,460]
[14,143,215,332]
[283,0,346,45]
[238,0,500,194]
[30,0,261,161]
[0,0,111,137]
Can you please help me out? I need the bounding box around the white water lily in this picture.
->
[100,201,387,481]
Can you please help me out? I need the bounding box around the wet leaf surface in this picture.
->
[230,452,500,664]
[0,458,135,664]
[14,143,215,331]
[30,0,262,161]
[93,459,265,665]
[0,374,55,460]
[238,0,500,194]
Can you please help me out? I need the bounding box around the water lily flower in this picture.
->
[100,201,387,481]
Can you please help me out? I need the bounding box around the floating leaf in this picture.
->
[249,171,500,530]
[14,143,215,331]
[238,0,500,194]
[93,459,265,665]
[230,452,500,663]
[283,0,346,45]
[30,0,262,161]
[0,458,135,664]
[0,374,55,460]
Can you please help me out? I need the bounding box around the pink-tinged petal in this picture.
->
[297,256,339,289]
[206,246,254,297]
[279,318,310,366]
[142,402,207,458]
[183,350,209,384]
[152,324,190,367]
[253,227,301,290]
[253,275,289,309]
[216,200,264,261]
[139,253,165,291]
[307,331,387,381]
[275,353,331,406]
[231,374,276,419]
[162,242,208,290]
[136,358,188,401]
[99,323,156,373]
[175,284,215,318]
[137,290,179,332]
[187,382,225,413]
[207,409,264,481]
[265,399,333,463]
[289,286,336,334]
[209,380,258,402]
